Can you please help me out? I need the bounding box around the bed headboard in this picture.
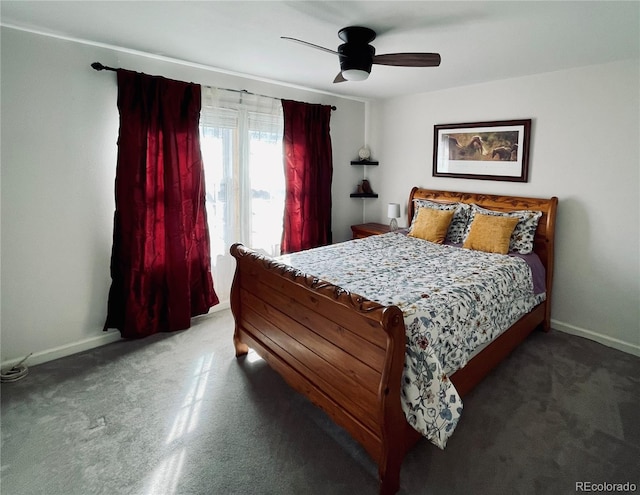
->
[407,187,558,306]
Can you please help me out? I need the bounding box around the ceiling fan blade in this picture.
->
[333,72,347,83]
[373,53,441,67]
[281,37,338,55]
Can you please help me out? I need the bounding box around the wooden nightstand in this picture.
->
[351,222,392,239]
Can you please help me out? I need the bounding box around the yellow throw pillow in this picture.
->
[463,213,519,254]
[408,208,455,244]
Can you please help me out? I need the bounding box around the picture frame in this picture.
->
[433,119,531,182]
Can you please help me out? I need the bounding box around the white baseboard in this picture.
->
[551,319,640,357]
[1,301,231,370]
[1,330,123,370]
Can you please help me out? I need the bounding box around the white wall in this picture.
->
[0,27,365,365]
[366,60,640,356]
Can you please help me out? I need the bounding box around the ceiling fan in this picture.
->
[282,26,441,83]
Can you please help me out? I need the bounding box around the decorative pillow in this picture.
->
[463,214,519,254]
[463,204,543,254]
[408,208,455,244]
[411,199,471,244]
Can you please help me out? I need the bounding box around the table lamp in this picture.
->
[387,203,401,231]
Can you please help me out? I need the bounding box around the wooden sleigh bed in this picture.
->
[230,187,558,494]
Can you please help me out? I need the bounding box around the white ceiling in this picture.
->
[2,1,638,100]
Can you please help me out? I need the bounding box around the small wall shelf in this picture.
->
[350,193,379,198]
[350,158,378,197]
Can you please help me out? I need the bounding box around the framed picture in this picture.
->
[433,119,531,182]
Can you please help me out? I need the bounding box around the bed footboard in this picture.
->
[230,243,411,494]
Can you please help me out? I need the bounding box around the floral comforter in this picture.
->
[277,232,545,449]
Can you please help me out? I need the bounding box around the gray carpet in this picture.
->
[1,309,639,495]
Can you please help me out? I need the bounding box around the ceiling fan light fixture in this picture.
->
[282,25,442,84]
[341,69,370,81]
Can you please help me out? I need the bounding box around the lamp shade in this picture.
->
[387,203,401,219]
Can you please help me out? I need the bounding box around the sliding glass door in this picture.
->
[200,89,284,303]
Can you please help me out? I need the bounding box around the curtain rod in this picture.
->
[91,62,337,110]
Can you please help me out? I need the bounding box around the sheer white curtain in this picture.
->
[200,88,284,304]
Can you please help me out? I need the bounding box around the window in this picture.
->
[200,88,284,303]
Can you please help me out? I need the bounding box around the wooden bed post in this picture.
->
[230,243,249,357]
[541,196,558,332]
[377,307,410,495]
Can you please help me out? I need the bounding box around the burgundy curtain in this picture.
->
[280,100,333,254]
[105,70,219,339]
